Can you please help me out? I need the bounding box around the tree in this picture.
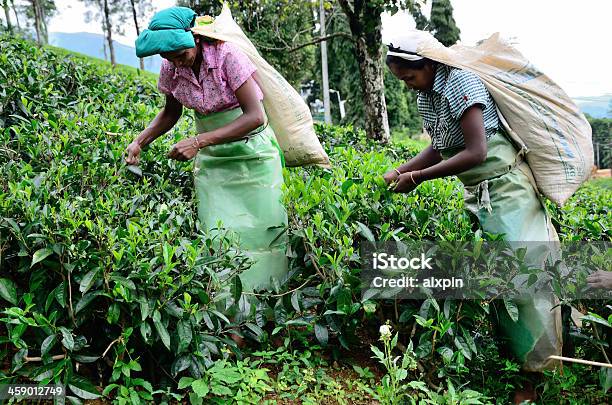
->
[81,0,123,66]
[323,9,421,133]
[429,0,460,46]
[182,0,318,87]
[3,0,12,33]
[22,0,55,44]
[10,0,20,31]
[125,0,152,70]
[128,0,144,70]
[29,0,45,44]
[586,115,612,168]
[330,0,459,142]
[102,0,115,65]
[335,0,392,142]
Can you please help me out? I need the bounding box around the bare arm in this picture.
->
[383,142,442,185]
[136,94,183,147]
[168,77,264,161]
[125,95,182,165]
[196,78,264,146]
[417,105,487,182]
[397,145,442,173]
[393,105,488,192]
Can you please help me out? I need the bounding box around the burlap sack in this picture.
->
[191,4,330,168]
[417,32,593,206]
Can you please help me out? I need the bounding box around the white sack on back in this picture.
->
[414,31,593,206]
[192,4,330,168]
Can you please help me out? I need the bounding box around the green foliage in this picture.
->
[369,323,419,404]
[182,0,316,87]
[0,35,260,403]
[1,35,611,403]
[178,357,274,404]
[429,0,461,47]
[548,180,611,240]
[368,322,490,404]
[586,114,612,168]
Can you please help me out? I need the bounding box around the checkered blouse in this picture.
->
[417,64,499,150]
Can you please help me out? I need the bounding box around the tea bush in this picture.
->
[1,35,610,403]
[1,36,260,402]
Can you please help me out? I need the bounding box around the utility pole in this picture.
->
[320,0,331,124]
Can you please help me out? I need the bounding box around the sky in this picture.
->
[37,0,612,98]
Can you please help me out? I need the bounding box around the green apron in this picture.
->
[441,131,562,372]
[193,107,288,292]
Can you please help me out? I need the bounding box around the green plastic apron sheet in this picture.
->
[441,131,562,372]
[193,106,288,292]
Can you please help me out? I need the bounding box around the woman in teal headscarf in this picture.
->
[125,7,288,293]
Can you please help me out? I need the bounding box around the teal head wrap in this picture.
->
[135,7,197,58]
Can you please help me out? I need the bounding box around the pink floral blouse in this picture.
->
[157,41,263,115]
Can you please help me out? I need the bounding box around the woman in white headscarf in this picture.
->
[382,31,561,404]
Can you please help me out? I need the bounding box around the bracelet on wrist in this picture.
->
[410,170,424,185]
[191,137,200,150]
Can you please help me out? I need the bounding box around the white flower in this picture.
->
[379,324,392,338]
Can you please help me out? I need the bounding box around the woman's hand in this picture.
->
[125,141,142,165]
[587,270,612,290]
[392,171,421,193]
[383,169,400,185]
[168,137,200,161]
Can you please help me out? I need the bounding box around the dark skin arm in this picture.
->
[125,76,264,164]
[125,94,183,165]
[390,105,488,193]
[167,77,265,161]
[383,145,442,184]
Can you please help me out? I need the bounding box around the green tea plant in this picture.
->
[1,34,611,403]
[0,35,267,402]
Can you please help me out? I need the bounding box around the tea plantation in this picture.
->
[1,36,611,404]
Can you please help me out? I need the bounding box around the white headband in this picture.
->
[385,30,433,61]
[386,49,424,61]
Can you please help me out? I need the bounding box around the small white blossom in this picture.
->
[379,324,392,338]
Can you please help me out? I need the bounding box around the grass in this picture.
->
[589,176,612,190]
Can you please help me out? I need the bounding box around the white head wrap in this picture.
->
[385,30,432,61]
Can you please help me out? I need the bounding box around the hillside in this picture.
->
[574,94,612,119]
[49,31,162,74]
[1,34,611,404]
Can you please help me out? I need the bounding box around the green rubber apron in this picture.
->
[441,131,562,372]
[193,106,288,292]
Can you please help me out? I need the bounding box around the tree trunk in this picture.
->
[337,0,389,142]
[2,0,12,33]
[30,0,41,44]
[128,0,144,70]
[103,0,115,65]
[354,37,390,142]
[10,0,20,30]
[39,1,48,43]
[102,36,108,61]
[34,0,46,44]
